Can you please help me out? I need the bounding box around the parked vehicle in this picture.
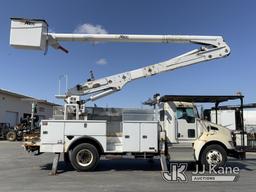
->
[0,123,11,140]
[11,18,243,175]
[6,102,40,142]
[23,95,249,173]
[6,117,38,141]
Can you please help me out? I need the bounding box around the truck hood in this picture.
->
[199,119,232,136]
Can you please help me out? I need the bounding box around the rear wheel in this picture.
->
[70,143,99,171]
[200,144,227,170]
[6,131,17,141]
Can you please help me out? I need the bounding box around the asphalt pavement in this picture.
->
[0,141,256,192]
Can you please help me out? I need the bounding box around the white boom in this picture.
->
[62,34,230,102]
[10,18,230,102]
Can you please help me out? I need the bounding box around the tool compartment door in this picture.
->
[64,120,106,136]
[40,120,65,153]
[41,121,64,144]
[122,122,140,152]
[140,122,158,152]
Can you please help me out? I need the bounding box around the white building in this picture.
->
[0,89,58,127]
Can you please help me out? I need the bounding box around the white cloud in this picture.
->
[74,23,108,34]
[96,58,107,65]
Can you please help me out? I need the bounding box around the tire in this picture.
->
[6,131,17,141]
[64,152,73,169]
[70,143,99,172]
[200,144,227,170]
[16,136,23,141]
[64,152,71,164]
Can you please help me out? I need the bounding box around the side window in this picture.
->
[176,109,183,119]
[176,107,195,123]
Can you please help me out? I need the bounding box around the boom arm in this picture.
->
[63,35,230,101]
[9,18,230,102]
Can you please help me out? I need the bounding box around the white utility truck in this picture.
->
[10,18,246,174]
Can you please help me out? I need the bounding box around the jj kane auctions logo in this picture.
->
[162,163,240,182]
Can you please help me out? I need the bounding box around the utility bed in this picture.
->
[29,107,159,154]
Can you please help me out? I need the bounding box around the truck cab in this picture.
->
[157,95,248,167]
[158,100,234,166]
[159,101,200,145]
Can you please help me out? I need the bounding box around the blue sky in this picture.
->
[1,0,256,107]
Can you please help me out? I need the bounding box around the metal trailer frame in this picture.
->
[207,102,256,153]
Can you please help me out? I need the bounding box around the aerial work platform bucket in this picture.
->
[10,18,48,51]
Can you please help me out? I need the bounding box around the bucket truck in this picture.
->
[10,18,246,175]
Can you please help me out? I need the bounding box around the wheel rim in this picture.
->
[206,149,223,166]
[76,149,93,167]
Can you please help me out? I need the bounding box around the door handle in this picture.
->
[142,135,147,139]
[125,135,130,138]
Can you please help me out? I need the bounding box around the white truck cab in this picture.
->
[158,100,235,165]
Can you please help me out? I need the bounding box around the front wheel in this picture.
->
[200,144,227,170]
[70,143,99,171]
